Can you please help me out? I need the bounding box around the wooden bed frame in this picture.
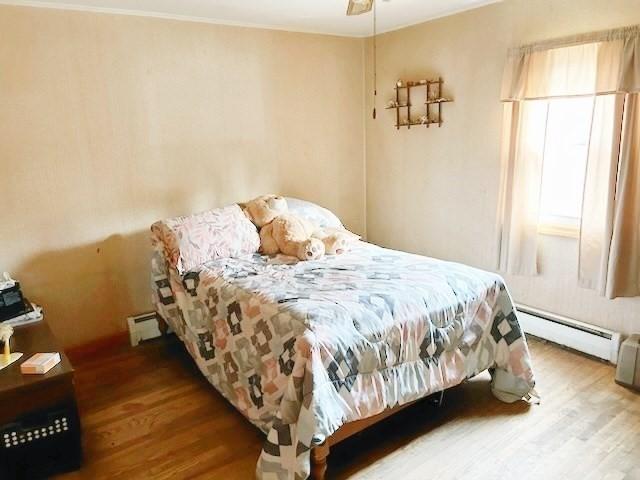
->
[309,399,423,479]
[157,317,441,480]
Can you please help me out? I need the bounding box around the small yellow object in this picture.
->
[0,325,22,370]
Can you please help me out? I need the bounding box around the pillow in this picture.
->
[151,204,259,274]
[285,197,343,229]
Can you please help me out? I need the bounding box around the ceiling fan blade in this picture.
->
[346,0,373,16]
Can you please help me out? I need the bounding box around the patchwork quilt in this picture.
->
[151,240,536,480]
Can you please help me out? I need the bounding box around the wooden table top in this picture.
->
[0,320,74,396]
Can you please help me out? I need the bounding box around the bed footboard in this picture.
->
[311,442,330,480]
[310,397,424,478]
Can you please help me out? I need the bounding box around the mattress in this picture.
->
[151,241,536,480]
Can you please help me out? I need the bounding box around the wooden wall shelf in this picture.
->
[386,77,452,129]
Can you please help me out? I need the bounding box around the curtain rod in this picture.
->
[500,91,624,103]
[508,24,640,57]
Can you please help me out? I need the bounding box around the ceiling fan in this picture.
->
[346,0,382,119]
[346,0,374,16]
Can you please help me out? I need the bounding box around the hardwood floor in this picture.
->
[56,337,640,480]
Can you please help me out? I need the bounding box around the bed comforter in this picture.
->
[151,240,536,480]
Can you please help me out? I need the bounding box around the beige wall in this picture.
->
[0,5,365,347]
[4,0,639,348]
[365,0,640,335]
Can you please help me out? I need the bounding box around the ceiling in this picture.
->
[3,0,502,37]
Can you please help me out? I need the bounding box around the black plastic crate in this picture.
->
[0,406,82,479]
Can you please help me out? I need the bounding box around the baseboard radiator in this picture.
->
[127,312,168,346]
[127,306,621,363]
[516,304,622,364]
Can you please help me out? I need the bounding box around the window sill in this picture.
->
[537,223,579,239]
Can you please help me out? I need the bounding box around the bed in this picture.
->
[150,202,536,480]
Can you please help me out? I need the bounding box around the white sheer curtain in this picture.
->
[578,94,625,293]
[497,25,640,298]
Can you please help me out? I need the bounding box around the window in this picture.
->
[498,27,638,289]
[537,96,594,237]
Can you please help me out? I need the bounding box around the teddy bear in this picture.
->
[242,194,359,261]
[311,226,359,255]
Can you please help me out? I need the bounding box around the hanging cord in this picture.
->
[372,0,377,119]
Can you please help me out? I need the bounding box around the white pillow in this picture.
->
[285,198,343,229]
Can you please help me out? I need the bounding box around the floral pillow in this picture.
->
[151,204,260,275]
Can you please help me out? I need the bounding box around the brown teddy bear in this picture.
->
[242,195,359,261]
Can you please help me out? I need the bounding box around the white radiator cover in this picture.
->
[128,312,163,346]
[127,306,622,362]
[516,304,622,364]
